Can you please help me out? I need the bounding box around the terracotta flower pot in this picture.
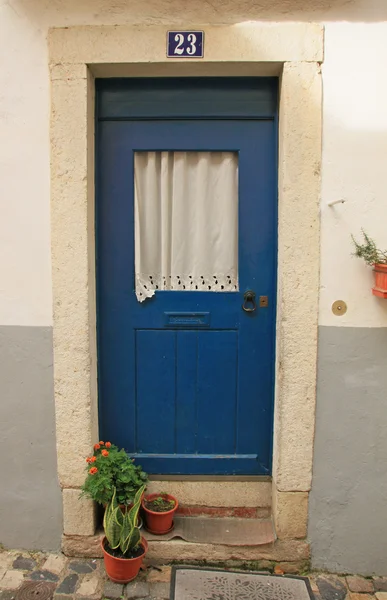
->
[373,264,387,298]
[101,536,148,583]
[142,493,178,535]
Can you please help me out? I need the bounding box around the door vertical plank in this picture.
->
[176,331,198,454]
[136,330,176,453]
[196,331,237,454]
[97,121,136,451]
[236,121,276,469]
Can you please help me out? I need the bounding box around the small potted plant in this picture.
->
[102,485,147,583]
[352,230,387,297]
[80,441,148,508]
[142,492,178,534]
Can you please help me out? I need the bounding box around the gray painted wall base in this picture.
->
[1,322,386,566]
[0,326,62,550]
[309,326,387,576]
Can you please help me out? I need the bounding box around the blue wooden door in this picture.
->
[97,79,278,475]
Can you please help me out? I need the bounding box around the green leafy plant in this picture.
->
[352,230,387,266]
[103,485,145,556]
[80,441,148,506]
[145,493,175,512]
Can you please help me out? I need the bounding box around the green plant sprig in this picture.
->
[146,494,175,511]
[352,230,387,266]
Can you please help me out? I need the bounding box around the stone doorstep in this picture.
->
[176,506,265,518]
[62,533,309,565]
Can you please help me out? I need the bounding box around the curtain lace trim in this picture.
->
[136,273,238,302]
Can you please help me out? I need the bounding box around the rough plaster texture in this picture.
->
[51,68,98,489]
[0,326,62,550]
[147,481,272,507]
[273,61,321,492]
[273,489,308,540]
[3,0,387,28]
[309,326,387,575]
[62,490,96,536]
[48,23,323,65]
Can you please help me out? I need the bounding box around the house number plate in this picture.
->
[167,31,204,58]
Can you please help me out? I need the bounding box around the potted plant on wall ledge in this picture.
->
[352,230,387,298]
[102,485,148,583]
[142,492,178,534]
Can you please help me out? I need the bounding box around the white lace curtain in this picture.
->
[134,151,238,302]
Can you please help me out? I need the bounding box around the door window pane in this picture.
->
[134,151,238,302]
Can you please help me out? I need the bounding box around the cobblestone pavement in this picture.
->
[1,549,387,600]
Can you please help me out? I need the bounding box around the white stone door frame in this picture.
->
[49,23,323,541]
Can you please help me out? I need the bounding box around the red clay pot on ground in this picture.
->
[373,263,387,298]
[101,537,148,583]
[142,493,178,534]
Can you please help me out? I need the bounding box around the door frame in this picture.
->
[49,22,323,541]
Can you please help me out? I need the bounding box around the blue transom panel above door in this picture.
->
[96,78,278,475]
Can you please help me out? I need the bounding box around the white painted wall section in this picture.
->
[0,3,51,326]
[320,23,387,327]
[1,0,387,328]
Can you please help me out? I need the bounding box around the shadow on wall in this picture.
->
[0,326,63,551]
[9,0,387,28]
[309,326,387,576]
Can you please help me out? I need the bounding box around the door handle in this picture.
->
[242,290,257,312]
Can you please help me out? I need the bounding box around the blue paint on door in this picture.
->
[96,79,278,475]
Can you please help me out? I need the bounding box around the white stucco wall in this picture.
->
[1,0,387,328]
[320,22,387,327]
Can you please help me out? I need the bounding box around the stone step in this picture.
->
[143,516,275,545]
[62,532,309,570]
[146,480,272,510]
[176,506,270,518]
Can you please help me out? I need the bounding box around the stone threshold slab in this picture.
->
[143,516,275,546]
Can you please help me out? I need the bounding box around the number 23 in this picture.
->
[174,33,197,55]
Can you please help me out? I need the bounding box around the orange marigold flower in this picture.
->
[105,442,111,448]
[86,457,92,463]
[90,456,97,462]
[89,467,98,475]
[94,443,100,451]
[99,441,104,445]
[101,450,109,457]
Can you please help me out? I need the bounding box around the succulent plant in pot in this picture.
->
[352,230,387,298]
[102,485,147,583]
